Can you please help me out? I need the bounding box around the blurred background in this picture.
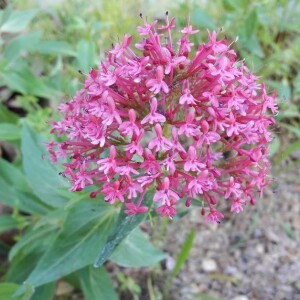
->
[0,0,300,299]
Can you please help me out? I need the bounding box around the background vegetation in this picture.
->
[0,0,299,299]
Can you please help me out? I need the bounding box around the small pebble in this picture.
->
[232,296,249,300]
[165,255,176,271]
[55,281,74,296]
[202,258,217,272]
[256,244,264,254]
[265,230,280,243]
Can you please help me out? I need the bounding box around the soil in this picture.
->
[161,163,300,300]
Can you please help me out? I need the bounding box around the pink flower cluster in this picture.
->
[48,15,277,223]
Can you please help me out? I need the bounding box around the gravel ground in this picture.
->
[162,164,300,300]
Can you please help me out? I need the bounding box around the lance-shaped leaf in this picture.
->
[21,122,68,207]
[110,228,166,268]
[94,191,153,268]
[78,266,118,300]
[0,158,51,215]
[16,200,115,293]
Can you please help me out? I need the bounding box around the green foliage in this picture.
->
[21,122,68,207]
[1,0,300,298]
[0,8,37,33]
[110,228,167,267]
[163,229,195,298]
[116,273,141,299]
[171,229,195,278]
[0,123,164,298]
[0,283,22,300]
[0,123,20,141]
[0,157,51,214]
[94,192,153,268]
[0,215,19,234]
[78,266,119,300]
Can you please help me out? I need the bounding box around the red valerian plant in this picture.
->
[47,14,277,223]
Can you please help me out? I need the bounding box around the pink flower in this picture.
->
[148,124,173,153]
[181,25,199,35]
[115,165,139,176]
[162,154,177,174]
[126,180,143,199]
[119,109,140,136]
[49,15,277,220]
[205,209,224,223]
[154,177,179,206]
[156,203,176,219]
[124,130,144,156]
[137,173,160,187]
[184,146,206,172]
[110,34,132,58]
[178,109,200,137]
[230,198,245,213]
[137,20,158,36]
[188,170,215,198]
[102,97,122,126]
[102,181,124,204]
[171,128,186,154]
[179,80,197,105]
[141,98,166,125]
[225,112,245,137]
[124,202,148,215]
[70,161,93,191]
[197,120,221,145]
[97,145,117,174]
[225,176,242,199]
[146,66,169,94]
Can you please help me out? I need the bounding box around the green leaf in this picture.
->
[110,228,166,267]
[0,159,51,214]
[6,225,58,286]
[4,31,42,61]
[18,200,115,291]
[78,266,118,300]
[222,0,243,11]
[0,181,51,214]
[241,34,265,58]
[269,135,280,156]
[0,123,20,141]
[293,73,300,100]
[196,292,219,300]
[276,139,300,164]
[30,283,56,300]
[244,8,258,38]
[6,251,42,285]
[222,0,236,11]
[34,40,77,56]
[0,103,19,124]
[0,215,18,234]
[0,283,22,300]
[172,229,195,278]
[0,158,30,193]
[94,191,153,268]
[273,78,291,101]
[0,72,27,94]
[21,122,68,207]
[163,229,195,298]
[280,124,300,137]
[0,9,37,33]
[1,67,59,99]
[191,8,216,30]
[9,225,58,261]
[75,40,97,72]
[282,223,296,240]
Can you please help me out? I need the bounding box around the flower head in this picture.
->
[49,15,277,222]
